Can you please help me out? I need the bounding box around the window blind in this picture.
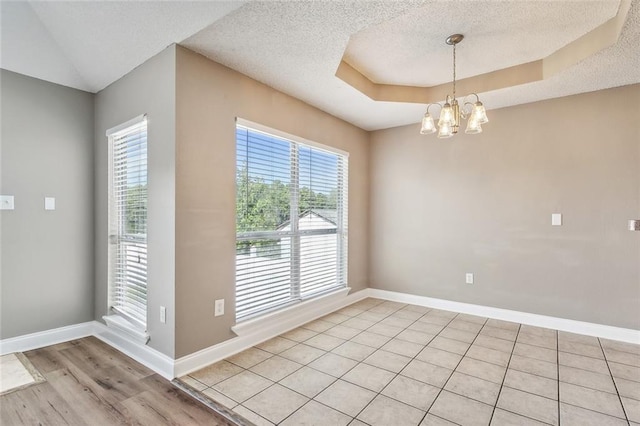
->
[108,116,148,329]
[236,124,348,320]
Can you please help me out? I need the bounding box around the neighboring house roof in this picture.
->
[277,209,338,229]
[308,209,338,225]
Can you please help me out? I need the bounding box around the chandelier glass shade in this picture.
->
[420,34,488,137]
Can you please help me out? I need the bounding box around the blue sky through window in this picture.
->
[236,127,338,194]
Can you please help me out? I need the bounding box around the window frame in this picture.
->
[106,114,148,331]
[235,118,349,321]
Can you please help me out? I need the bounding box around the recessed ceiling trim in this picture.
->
[337,59,544,104]
[338,0,631,104]
[544,0,631,78]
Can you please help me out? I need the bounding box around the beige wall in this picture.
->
[94,47,176,357]
[174,46,370,357]
[370,84,640,329]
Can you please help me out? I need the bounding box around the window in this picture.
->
[235,121,348,320]
[107,115,148,329]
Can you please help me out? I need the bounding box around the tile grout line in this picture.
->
[511,341,629,380]
[363,310,456,424]
[597,337,631,425]
[559,401,632,424]
[320,303,461,423]
[226,307,544,424]
[314,300,440,425]
[190,307,511,391]
[265,299,411,425]
[274,299,419,424]
[348,308,527,422]
[184,300,639,426]
[415,314,490,425]
[377,325,567,418]
[314,317,631,424]
[271,298,391,425]
[487,323,522,425]
[481,327,567,426]
[188,300,391,423]
[197,333,601,402]
[340,302,446,423]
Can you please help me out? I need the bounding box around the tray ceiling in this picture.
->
[2,1,638,131]
[344,1,618,86]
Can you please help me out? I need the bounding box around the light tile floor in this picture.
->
[0,353,43,394]
[179,299,640,426]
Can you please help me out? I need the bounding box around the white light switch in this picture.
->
[215,299,225,317]
[466,273,474,284]
[1,195,14,210]
[551,213,562,226]
[44,197,55,210]
[160,306,166,323]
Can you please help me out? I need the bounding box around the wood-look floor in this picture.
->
[0,336,236,425]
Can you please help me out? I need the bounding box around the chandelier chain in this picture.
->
[452,43,456,100]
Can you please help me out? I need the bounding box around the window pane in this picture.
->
[109,118,148,328]
[236,236,293,318]
[236,127,291,233]
[235,123,348,321]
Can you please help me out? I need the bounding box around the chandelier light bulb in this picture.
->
[420,113,436,134]
[438,122,453,138]
[439,103,454,126]
[473,102,489,124]
[465,118,482,134]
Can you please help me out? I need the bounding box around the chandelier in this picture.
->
[420,34,488,137]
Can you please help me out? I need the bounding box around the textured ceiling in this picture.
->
[344,1,619,86]
[2,1,639,131]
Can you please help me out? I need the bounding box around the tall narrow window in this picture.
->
[235,121,348,320]
[107,115,148,329]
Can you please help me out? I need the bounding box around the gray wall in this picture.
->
[174,46,370,357]
[1,70,94,339]
[369,84,640,329]
[94,46,176,357]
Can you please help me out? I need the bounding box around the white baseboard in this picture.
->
[3,288,637,381]
[368,288,640,344]
[0,322,95,356]
[0,321,174,380]
[173,288,369,377]
[93,321,175,380]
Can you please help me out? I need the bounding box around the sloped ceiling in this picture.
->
[0,1,246,92]
[2,1,639,131]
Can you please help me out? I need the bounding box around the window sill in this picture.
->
[232,287,350,337]
[103,315,150,345]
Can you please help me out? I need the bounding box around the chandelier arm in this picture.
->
[462,93,480,105]
[460,102,474,119]
[426,103,443,116]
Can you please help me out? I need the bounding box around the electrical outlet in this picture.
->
[466,273,474,284]
[214,299,225,317]
[160,306,166,323]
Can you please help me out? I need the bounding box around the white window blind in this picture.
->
[107,116,148,329]
[236,123,348,320]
